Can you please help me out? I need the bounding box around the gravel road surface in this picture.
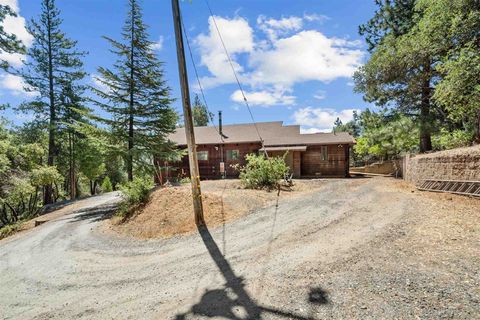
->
[0,178,478,319]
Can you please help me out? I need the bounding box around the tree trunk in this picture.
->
[44,1,56,205]
[475,110,480,143]
[31,187,39,216]
[419,65,433,153]
[5,202,18,222]
[28,194,33,214]
[0,204,8,225]
[127,1,135,182]
[69,133,76,200]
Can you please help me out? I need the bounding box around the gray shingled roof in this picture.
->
[168,121,356,146]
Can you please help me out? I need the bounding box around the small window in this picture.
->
[227,150,240,161]
[197,151,208,161]
[320,146,328,161]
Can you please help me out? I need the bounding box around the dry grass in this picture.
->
[109,179,326,239]
[110,187,238,239]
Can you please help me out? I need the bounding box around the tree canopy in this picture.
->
[91,0,178,181]
[354,0,480,154]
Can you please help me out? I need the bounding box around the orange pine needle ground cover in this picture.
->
[109,179,325,239]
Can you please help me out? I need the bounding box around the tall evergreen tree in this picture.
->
[58,82,91,200]
[18,0,86,204]
[0,4,26,70]
[354,0,436,152]
[92,0,177,181]
[422,0,480,142]
[359,0,416,52]
[192,94,212,127]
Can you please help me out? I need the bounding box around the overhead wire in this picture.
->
[180,10,223,142]
[203,0,268,158]
[181,8,229,254]
[202,1,282,304]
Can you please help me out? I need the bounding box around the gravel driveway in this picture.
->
[0,178,478,319]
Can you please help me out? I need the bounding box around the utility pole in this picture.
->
[171,0,205,226]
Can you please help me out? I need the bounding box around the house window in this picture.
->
[320,146,328,161]
[227,150,240,160]
[197,151,208,161]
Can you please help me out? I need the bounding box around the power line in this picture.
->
[203,0,267,156]
[180,11,224,143]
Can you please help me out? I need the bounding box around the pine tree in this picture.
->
[354,0,435,152]
[58,82,91,200]
[18,0,86,204]
[358,0,416,52]
[192,94,212,127]
[0,4,26,70]
[92,0,177,181]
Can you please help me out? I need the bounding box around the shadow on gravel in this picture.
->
[175,225,328,320]
[67,204,119,224]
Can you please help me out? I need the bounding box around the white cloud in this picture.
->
[91,74,111,93]
[0,1,34,96]
[293,107,359,131]
[0,73,36,96]
[0,0,18,12]
[313,90,326,100]
[230,88,295,107]
[0,52,24,67]
[250,30,364,87]
[300,127,331,134]
[257,15,303,41]
[303,13,330,23]
[150,36,164,51]
[0,0,33,51]
[196,16,253,88]
[195,14,365,108]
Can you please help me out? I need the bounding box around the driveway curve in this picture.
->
[0,178,455,319]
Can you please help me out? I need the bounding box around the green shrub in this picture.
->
[0,222,22,239]
[117,177,154,217]
[432,129,474,150]
[236,153,289,190]
[101,176,113,193]
[180,177,191,184]
[30,166,63,187]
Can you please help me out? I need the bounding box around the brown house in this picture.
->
[160,121,355,180]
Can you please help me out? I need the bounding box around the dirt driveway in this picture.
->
[0,178,478,319]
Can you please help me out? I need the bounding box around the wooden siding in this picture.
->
[293,151,301,177]
[164,143,261,179]
[301,145,348,177]
[156,143,350,182]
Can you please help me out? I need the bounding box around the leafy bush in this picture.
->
[432,128,474,150]
[236,153,289,190]
[30,166,63,187]
[179,177,191,184]
[101,176,113,193]
[117,177,154,217]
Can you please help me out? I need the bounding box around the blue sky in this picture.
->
[0,0,376,132]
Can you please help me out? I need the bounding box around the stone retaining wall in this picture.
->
[403,145,480,185]
[351,161,396,175]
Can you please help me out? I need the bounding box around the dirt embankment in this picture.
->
[108,179,326,239]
